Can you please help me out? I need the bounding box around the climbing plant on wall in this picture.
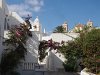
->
[38,39,60,62]
[0,20,32,75]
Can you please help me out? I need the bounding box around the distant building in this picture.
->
[62,21,68,32]
[87,19,93,27]
[30,16,42,41]
[30,16,41,32]
[86,19,94,31]
[70,20,94,33]
[72,23,84,33]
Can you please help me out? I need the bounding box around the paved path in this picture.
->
[35,71,80,75]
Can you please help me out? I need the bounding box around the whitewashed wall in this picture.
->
[26,32,39,62]
[17,32,39,75]
[42,33,79,42]
[0,7,4,61]
[8,12,25,27]
[0,0,9,61]
[46,50,66,71]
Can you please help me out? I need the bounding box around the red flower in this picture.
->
[15,30,21,37]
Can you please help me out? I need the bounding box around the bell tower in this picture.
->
[62,21,68,32]
[33,16,41,32]
[87,19,93,27]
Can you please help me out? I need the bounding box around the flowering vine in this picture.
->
[0,20,32,75]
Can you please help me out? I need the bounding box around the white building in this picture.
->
[30,16,42,41]
[30,16,41,32]
[0,0,9,61]
[62,21,68,32]
[0,0,39,75]
[8,12,25,27]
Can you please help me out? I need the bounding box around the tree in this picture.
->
[39,25,100,74]
[59,40,83,72]
[82,29,100,74]
[53,25,65,33]
[61,28,100,73]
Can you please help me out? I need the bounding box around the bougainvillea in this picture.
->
[38,39,60,62]
[0,20,32,75]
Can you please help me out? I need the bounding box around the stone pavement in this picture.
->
[35,71,80,75]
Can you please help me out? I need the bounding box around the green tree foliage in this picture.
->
[53,25,65,33]
[82,29,100,74]
[59,40,83,72]
[0,23,32,75]
[59,27,100,74]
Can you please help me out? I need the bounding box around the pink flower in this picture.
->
[15,30,21,37]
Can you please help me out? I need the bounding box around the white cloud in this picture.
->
[40,0,44,6]
[8,4,32,16]
[25,0,44,6]
[18,10,32,17]
[25,0,44,12]
[33,6,41,12]
[7,0,44,16]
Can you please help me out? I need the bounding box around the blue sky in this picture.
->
[6,0,100,32]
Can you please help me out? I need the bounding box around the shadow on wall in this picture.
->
[8,15,24,27]
[46,51,65,71]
